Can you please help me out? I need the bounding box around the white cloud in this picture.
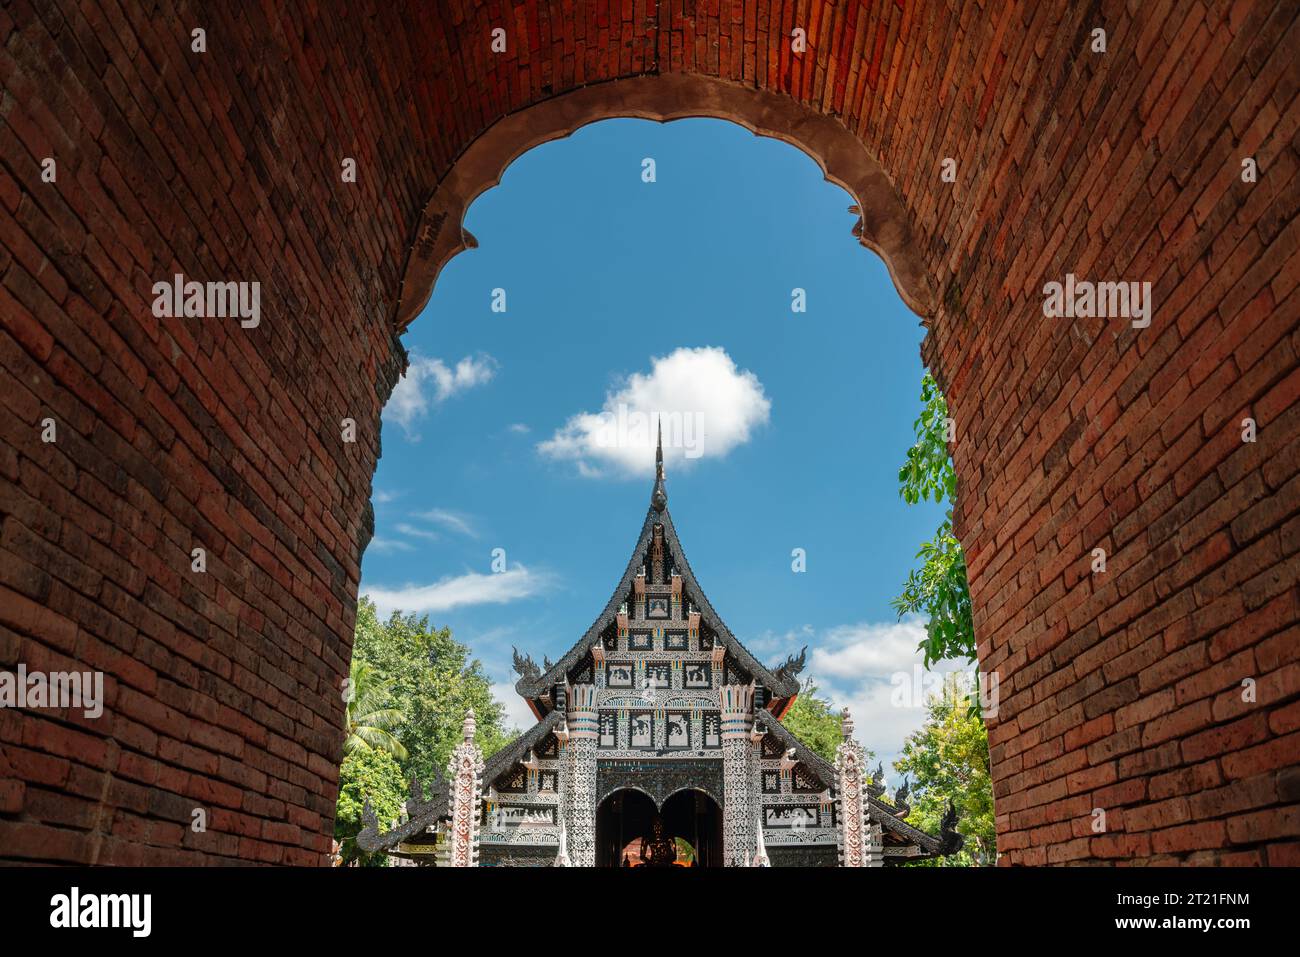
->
[413,508,478,538]
[761,617,970,777]
[385,353,497,439]
[507,423,530,434]
[537,346,771,476]
[748,624,815,658]
[366,536,415,553]
[365,565,551,618]
[810,619,945,679]
[394,522,441,542]
[491,681,539,732]
[373,489,401,504]
[371,509,478,551]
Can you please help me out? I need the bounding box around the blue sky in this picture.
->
[362,118,956,773]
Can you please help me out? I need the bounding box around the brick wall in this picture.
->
[910,0,1299,866]
[0,1,1294,865]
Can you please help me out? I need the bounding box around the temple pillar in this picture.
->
[445,710,485,867]
[565,683,598,866]
[721,682,755,866]
[834,708,881,867]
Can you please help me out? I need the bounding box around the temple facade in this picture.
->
[358,433,961,866]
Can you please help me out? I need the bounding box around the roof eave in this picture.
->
[356,710,566,854]
[517,504,797,698]
[754,708,955,857]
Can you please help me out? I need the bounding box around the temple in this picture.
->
[358,428,962,866]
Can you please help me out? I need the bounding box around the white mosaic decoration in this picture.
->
[446,710,485,867]
[834,708,882,868]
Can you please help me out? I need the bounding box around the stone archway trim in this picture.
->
[595,758,726,810]
[394,74,937,330]
[597,785,661,809]
[660,785,724,812]
[595,783,725,811]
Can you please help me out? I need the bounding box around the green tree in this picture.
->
[891,372,975,667]
[782,680,869,765]
[891,372,995,865]
[894,675,996,866]
[351,597,515,789]
[343,656,408,760]
[334,744,407,866]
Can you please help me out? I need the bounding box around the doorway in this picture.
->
[595,788,723,867]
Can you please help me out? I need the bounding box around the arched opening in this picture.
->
[393,74,936,331]
[595,788,723,868]
[369,75,978,871]
[361,103,968,864]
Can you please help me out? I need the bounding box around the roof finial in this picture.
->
[656,418,664,479]
[554,820,571,867]
[651,416,667,512]
[752,810,771,867]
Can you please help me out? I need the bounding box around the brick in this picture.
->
[1152,819,1227,854]
[0,778,25,813]
[0,819,95,863]
[1226,806,1300,844]
[1189,773,1279,819]
[1182,711,1272,763]
[1222,731,1300,781]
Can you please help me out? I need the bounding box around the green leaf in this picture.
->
[893,372,975,667]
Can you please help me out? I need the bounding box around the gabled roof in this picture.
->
[754,708,960,857]
[516,441,799,702]
[476,708,567,793]
[356,710,566,854]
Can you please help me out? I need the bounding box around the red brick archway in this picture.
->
[394,72,937,327]
[1,2,1295,866]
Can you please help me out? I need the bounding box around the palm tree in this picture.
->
[344,657,408,761]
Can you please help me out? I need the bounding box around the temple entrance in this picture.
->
[595,789,723,867]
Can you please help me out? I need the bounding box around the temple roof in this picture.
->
[359,705,961,860]
[356,710,566,855]
[356,432,960,863]
[754,708,961,857]
[516,431,800,704]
